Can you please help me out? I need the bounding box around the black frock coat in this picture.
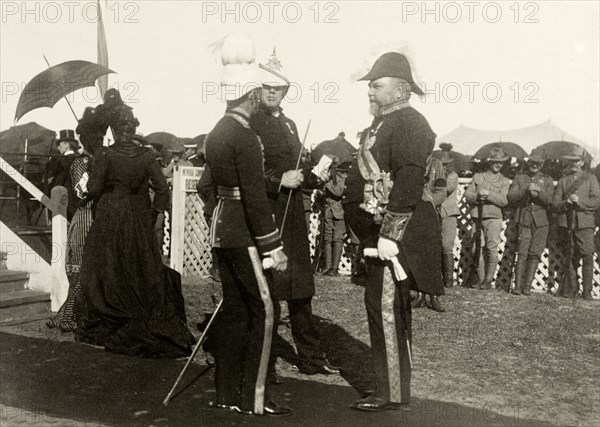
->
[343,106,444,296]
[250,108,315,301]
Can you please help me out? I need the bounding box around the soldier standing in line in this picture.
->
[552,145,600,300]
[464,147,511,290]
[321,162,348,277]
[507,150,554,295]
[250,48,340,376]
[438,145,460,289]
[342,52,445,411]
[204,33,291,416]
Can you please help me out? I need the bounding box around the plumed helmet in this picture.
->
[215,32,262,101]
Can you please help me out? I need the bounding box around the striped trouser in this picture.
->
[212,246,274,414]
[364,256,412,404]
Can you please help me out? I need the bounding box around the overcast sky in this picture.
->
[1,1,598,155]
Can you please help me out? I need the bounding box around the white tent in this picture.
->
[438,120,598,166]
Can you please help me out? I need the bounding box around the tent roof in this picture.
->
[438,120,597,166]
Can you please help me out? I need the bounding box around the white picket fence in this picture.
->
[166,168,599,298]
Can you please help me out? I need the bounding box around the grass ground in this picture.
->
[182,274,600,427]
[2,274,598,426]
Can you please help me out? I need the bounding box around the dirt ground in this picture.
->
[181,275,600,427]
[2,274,599,426]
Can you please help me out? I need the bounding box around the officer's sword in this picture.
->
[279,120,311,237]
[162,299,223,406]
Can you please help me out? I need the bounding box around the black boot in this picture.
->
[411,292,427,308]
[582,261,594,300]
[512,256,527,295]
[429,295,445,312]
[327,242,343,277]
[443,253,454,288]
[321,244,333,275]
[479,260,497,290]
[522,259,538,296]
[561,266,578,298]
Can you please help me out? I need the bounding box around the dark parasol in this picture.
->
[0,122,56,166]
[15,60,115,122]
[473,142,527,160]
[311,134,356,165]
[533,140,594,163]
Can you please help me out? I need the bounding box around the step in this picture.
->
[0,289,49,308]
[0,270,29,293]
[0,290,51,324]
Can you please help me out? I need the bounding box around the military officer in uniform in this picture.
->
[250,49,340,376]
[342,52,445,411]
[465,147,511,290]
[507,150,554,295]
[438,144,460,289]
[204,33,291,416]
[552,145,600,300]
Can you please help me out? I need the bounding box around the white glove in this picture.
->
[377,236,399,260]
[280,170,304,189]
[262,248,288,272]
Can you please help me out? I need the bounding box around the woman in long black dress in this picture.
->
[77,106,194,358]
[48,110,106,332]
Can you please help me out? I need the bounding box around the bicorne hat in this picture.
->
[359,52,424,96]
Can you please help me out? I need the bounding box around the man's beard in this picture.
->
[369,101,381,117]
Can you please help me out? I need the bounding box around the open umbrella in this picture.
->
[311,136,356,165]
[473,142,527,160]
[145,132,179,151]
[15,60,115,122]
[0,122,56,166]
[431,144,469,173]
[533,140,593,164]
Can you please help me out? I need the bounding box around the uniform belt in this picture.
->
[217,186,241,200]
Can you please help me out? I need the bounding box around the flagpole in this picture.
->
[96,0,114,145]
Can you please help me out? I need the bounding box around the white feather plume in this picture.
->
[211,32,256,66]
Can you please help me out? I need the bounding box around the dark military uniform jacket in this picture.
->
[507,171,554,227]
[250,107,314,300]
[553,171,600,229]
[205,108,282,255]
[344,105,444,296]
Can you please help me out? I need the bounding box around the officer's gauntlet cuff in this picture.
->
[379,211,412,242]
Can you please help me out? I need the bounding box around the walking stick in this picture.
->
[162,299,223,406]
[279,120,311,237]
